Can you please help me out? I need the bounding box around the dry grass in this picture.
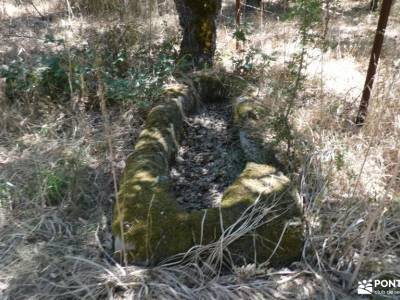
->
[1,0,400,299]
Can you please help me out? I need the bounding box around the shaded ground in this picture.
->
[170,102,245,210]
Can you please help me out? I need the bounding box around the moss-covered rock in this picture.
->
[186,163,303,266]
[112,77,304,267]
[233,96,282,167]
[162,84,199,115]
[112,83,199,264]
[220,162,303,265]
[114,161,303,266]
[191,71,228,102]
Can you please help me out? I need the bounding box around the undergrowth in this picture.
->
[0,0,399,299]
[1,26,178,109]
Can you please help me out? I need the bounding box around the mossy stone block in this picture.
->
[233,96,281,167]
[112,83,198,264]
[114,161,303,267]
[188,163,304,266]
[112,78,303,268]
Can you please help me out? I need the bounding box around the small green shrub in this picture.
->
[44,170,68,206]
[1,55,70,102]
[0,29,178,109]
[231,47,275,77]
[260,0,322,169]
[42,159,77,206]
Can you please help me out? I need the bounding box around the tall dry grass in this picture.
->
[0,0,399,299]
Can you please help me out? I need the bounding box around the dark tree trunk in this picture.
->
[355,0,393,125]
[236,0,241,50]
[174,0,222,68]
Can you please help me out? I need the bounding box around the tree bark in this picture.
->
[355,0,393,125]
[236,0,241,50]
[174,0,222,68]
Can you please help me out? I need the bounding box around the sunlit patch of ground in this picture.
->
[307,52,364,99]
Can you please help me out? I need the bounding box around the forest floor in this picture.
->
[171,102,245,209]
[0,0,400,299]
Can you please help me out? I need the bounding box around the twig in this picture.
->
[96,63,127,266]
[28,0,44,18]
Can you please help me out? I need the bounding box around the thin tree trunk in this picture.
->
[236,0,241,50]
[174,0,222,68]
[370,0,379,11]
[322,0,331,41]
[355,0,393,126]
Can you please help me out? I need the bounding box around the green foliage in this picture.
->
[44,170,68,206]
[42,159,78,206]
[233,28,247,42]
[231,47,275,77]
[291,0,323,44]
[288,0,323,92]
[265,0,322,167]
[102,39,177,107]
[0,29,178,109]
[0,55,70,101]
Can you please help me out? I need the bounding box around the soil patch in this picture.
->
[170,102,245,210]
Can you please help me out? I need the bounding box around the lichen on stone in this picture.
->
[112,83,197,264]
[218,162,303,265]
[112,76,304,267]
[233,96,282,167]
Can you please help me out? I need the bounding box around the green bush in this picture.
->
[0,30,178,109]
[231,47,275,77]
[1,54,70,101]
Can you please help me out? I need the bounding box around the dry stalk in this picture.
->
[95,62,128,266]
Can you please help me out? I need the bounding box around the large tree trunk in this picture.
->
[174,0,222,68]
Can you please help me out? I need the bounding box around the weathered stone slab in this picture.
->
[218,162,303,266]
[112,83,198,265]
[233,95,283,167]
[112,74,304,267]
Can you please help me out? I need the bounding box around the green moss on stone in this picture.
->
[221,163,289,207]
[114,161,303,266]
[113,77,304,267]
[112,171,193,264]
[112,84,197,264]
[222,163,303,265]
[187,163,303,266]
[233,98,267,125]
[194,75,225,102]
[233,97,283,167]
